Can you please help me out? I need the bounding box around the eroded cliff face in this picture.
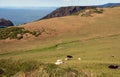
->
[0,18,14,27]
[41,6,96,20]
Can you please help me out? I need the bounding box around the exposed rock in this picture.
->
[0,18,14,27]
[41,6,96,20]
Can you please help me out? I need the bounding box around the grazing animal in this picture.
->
[78,57,81,60]
[108,65,119,69]
[65,57,70,60]
[55,59,63,65]
[67,55,73,58]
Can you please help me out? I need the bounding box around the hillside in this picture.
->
[0,7,120,77]
[40,3,120,20]
[40,6,96,20]
[99,3,120,7]
[22,7,120,39]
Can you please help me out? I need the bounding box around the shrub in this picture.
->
[0,27,42,40]
[30,31,41,37]
[72,11,81,15]
[72,10,85,16]
[92,8,103,14]
[72,8,104,17]
[0,27,26,40]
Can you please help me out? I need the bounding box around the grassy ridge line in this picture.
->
[0,33,120,57]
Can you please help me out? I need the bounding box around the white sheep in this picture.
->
[78,57,81,60]
[65,57,69,61]
[55,59,63,65]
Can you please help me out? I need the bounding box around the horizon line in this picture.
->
[0,2,119,8]
[0,2,120,9]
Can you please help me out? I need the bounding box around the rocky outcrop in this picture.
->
[41,6,96,20]
[0,18,14,28]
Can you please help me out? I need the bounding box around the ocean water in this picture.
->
[0,7,57,25]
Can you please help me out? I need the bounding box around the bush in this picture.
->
[72,10,85,16]
[0,27,26,40]
[72,8,104,17]
[30,31,41,37]
[92,8,103,14]
[0,27,42,40]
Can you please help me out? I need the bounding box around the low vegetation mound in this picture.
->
[41,6,96,20]
[0,59,87,77]
[0,27,43,40]
[73,8,104,16]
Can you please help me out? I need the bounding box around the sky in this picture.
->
[0,0,120,7]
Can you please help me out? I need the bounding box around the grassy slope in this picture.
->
[0,7,120,77]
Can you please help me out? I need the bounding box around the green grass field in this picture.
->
[0,7,120,77]
[0,34,120,77]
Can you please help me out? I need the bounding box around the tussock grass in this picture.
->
[0,34,120,77]
[0,59,87,77]
[0,59,40,77]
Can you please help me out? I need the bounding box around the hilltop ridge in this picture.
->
[40,3,120,20]
[99,3,120,7]
[40,6,96,20]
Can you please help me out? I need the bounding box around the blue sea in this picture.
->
[0,7,57,25]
